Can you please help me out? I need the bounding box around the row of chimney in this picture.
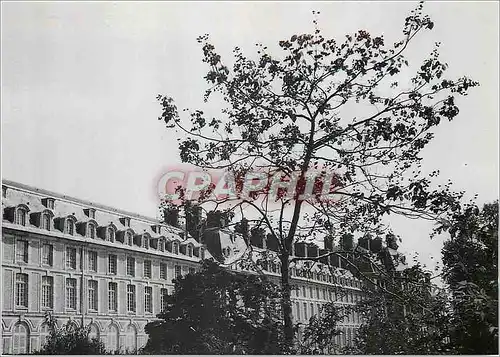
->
[164,205,399,253]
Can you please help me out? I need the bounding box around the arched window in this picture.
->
[159,240,165,252]
[143,236,149,249]
[107,227,115,242]
[172,242,179,255]
[88,323,99,340]
[187,245,193,257]
[125,324,137,352]
[107,324,120,352]
[41,214,51,231]
[12,322,30,354]
[16,209,27,226]
[39,323,50,350]
[66,219,74,235]
[88,223,96,239]
[126,232,133,246]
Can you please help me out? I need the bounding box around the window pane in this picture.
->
[108,254,117,275]
[88,280,98,310]
[66,278,77,309]
[127,285,136,312]
[16,273,28,307]
[127,257,135,277]
[89,251,97,272]
[42,276,53,309]
[108,282,118,312]
[66,247,76,269]
[144,260,151,278]
[13,323,29,354]
[42,244,53,266]
[16,240,28,263]
[16,210,26,226]
[160,263,167,280]
[160,288,168,312]
[144,287,152,313]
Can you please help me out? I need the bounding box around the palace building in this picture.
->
[1,180,365,354]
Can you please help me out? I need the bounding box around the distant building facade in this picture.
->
[1,180,364,354]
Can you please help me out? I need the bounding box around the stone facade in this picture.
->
[1,180,362,354]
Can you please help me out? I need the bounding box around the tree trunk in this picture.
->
[280,252,294,351]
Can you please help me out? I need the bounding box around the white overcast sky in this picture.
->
[2,1,498,271]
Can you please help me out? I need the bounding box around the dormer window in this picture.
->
[42,198,55,210]
[151,224,162,234]
[159,240,165,252]
[66,219,74,235]
[88,223,96,238]
[172,242,179,255]
[187,245,193,257]
[120,217,131,227]
[107,227,115,242]
[200,247,205,259]
[84,208,96,219]
[16,208,27,226]
[41,213,52,231]
[126,231,133,246]
[143,235,150,249]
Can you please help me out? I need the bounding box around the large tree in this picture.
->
[143,260,284,354]
[157,2,477,346]
[34,314,107,355]
[350,264,454,354]
[440,201,498,354]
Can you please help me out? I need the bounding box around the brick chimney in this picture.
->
[163,207,180,228]
[250,227,266,248]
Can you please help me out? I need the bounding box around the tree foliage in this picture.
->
[441,201,498,354]
[34,314,107,355]
[143,260,285,354]
[298,303,345,354]
[351,265,454,354]
[156,2,478,344]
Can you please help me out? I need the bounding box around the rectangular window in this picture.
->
[144,286,153,313]
[66,247,77,269]
[127,284,136,312]
[108,254,117,275]
[16,240,28,263]
[127,257,135,277]
[41,276,53,309]
[160,263,167,280]
[42,243,53,266]
[311,303,315,316]
[309,287,313,298]
[296,302,300,320]
[15,273,28,307]
[143,260,152,278]
[302,286,306,297]
[88,280,98,311]
[303,302,308,321]
[88,251,97,272]
[316,287,320,299]
[174,265,181,279]
[160,288,168,312]
[16,209,26,226]
[66,278,77,309]
[108,282,118,312]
